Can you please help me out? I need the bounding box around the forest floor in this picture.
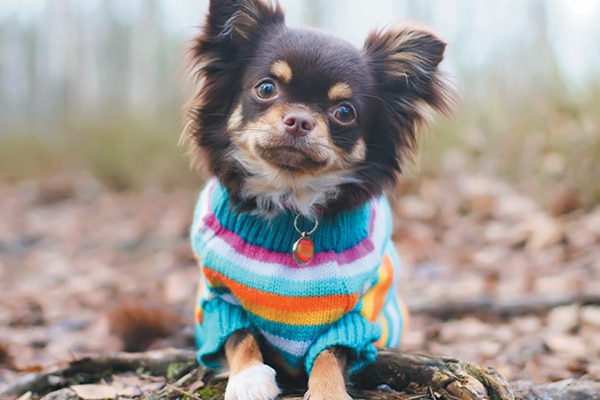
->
[0,171,599,398]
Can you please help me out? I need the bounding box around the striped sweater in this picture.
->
[191,179,407,376]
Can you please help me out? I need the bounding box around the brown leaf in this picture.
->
[521,213,564,250]
[70,384,117,400]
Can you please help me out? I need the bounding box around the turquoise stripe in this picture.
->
[343,269,380,293]
[381,196,394,239]
[210,182,371,253]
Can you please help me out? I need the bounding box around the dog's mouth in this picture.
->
[256,145,327,172]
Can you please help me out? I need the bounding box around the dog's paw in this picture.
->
[225,364,280,400]
[303,388,352,400]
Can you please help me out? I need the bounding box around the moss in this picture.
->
[195,381,227,400]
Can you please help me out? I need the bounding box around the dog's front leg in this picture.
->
[224,330,281,400]
[305,348,352,400]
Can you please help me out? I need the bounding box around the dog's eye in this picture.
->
[331,104,356,125]
[256,80,278,100]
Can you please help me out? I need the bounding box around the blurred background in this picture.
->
[1,0,600,388]
[1,0,599,205]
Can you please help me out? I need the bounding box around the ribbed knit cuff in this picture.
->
[195,298,254,369]
[304,312,381,376]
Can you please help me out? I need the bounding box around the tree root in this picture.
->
[1,348,598,400]
[353,348,513,400]
[408,291,600,319]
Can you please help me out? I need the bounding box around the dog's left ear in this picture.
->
[363,25,454,115]
[362,25,455,163]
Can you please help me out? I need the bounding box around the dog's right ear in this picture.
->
[182,1,285,181]
[205,0,284,46]
[186,0,284,84]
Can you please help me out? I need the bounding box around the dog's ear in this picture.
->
[182,1,285,184]
[205,0,284,45]
[338,25,455,206]
[363,25,453,116]
[361,25,455,165]
[187,0,284,78]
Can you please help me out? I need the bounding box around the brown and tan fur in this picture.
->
[182,0,455,398]
[226,331,350,400]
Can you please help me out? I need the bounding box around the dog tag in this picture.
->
[293,234,314,265]
[292,214,318,266]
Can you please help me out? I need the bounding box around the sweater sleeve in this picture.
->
[194,290,254,368]
[304,311,382,376]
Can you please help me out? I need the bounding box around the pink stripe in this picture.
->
[202,212,376,269]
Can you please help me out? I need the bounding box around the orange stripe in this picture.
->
[195,304,204,323]
[195,278,206,324]
[359,254,394,322]
[202,268,359,313]
[243,302,348,326]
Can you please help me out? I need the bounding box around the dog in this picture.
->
[182,1,454,399]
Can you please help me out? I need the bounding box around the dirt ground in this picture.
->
[1,172,599,393]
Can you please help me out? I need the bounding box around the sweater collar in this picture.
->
[209,181,372,254]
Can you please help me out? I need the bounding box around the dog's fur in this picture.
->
[183,1,454,398]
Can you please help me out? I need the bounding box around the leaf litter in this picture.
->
[0,169,599,398]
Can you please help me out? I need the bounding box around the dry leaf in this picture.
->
[70,384,117,400]
[521,213,564,250]
[17,392,33,400]
[543,334,587,358]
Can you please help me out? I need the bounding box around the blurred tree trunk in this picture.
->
[526,0,566,92]
[129,0,161,115]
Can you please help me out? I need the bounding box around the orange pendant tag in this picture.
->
[293,235,314,265]
[292,214,318,266]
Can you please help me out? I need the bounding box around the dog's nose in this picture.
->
[283,114,314,137]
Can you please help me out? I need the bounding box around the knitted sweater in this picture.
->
[191,179,407,377]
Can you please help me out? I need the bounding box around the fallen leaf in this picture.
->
[17,392,32,400]
[543,334,587,358]
[70,384,117,400]
[581,306,600,327]
[521,213,564,250]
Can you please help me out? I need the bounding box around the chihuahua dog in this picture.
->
[182,0,453,399]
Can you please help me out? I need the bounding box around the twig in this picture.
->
[164,383,202,400]
[407,291,600,319]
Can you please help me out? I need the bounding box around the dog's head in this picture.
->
[183,0,454,216]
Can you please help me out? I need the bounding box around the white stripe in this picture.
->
[259,330,312,357]
[219,292,240,306]
[382,297,402,346]
[191,179,216,238]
